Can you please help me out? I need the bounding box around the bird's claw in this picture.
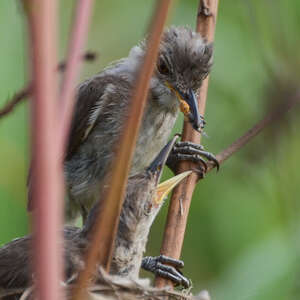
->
[188,112,206,133]
[141,255,190,288]
[166,141,219,175]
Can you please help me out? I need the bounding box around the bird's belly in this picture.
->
[131,112,177,174]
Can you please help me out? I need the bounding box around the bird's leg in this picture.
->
[166,141,219,175]
[141,255,190,288]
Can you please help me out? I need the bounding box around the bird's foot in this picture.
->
[166,141,219,176]
[141,255,190,288]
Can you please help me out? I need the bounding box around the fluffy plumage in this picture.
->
[62,26,213,221]
[1,142,177,299]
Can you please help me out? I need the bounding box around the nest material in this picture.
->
[0,270,210,300]
[86,271,210,300]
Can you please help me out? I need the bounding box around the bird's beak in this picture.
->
[177,88,203,132]
[154,170,192,204]
[147,135,179,182]
[165,82,203,132]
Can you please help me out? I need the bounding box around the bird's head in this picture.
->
[155,26,213,132]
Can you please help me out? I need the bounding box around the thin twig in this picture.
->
[71,1,172,299]
[58,0,94,154]
[0,85,31,118]
[155,0,219,288]
[58,51,97,71]
[23,0,64,300]
[207,92,300,171]
[0,51,97,120]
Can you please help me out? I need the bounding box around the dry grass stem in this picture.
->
[9,269,210,300]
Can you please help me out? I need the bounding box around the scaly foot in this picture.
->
[141,255,190,288]
[167,141,219,175]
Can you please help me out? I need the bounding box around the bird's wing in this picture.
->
[65,76,108,160]
[0,236,32,289]
[27,76,108,211]
[66,74,132,161]
[0,227,81,291]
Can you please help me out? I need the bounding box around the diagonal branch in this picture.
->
[71,1,172,299]
[155,0,219,288]
[0,85,31,118]
[208,91,300,171]
[0,51,97,120]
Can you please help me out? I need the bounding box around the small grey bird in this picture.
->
[2,139,191,299]
[28,26,217,222]
[91,137,192,287]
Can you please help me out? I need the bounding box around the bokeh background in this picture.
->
[0,1,300,299]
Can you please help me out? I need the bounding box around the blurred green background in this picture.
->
[0,1,300,299]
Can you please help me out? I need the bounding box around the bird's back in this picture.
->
[0,226,83,299]
[0,236,32,291]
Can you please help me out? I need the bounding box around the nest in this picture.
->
[0,270,210,300]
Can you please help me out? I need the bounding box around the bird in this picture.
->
[30,25,217,223]
[108,136,191,288]
[1,138,191,299]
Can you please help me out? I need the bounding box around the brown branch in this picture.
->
[155,0,219,288]
[207,91,300,171]
[0,51,97,120]
[71,1,172,299]
[0,85,31,118]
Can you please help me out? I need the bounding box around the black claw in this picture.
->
[156,269,183,286]
[200,151,219,171]
[175,141,204,151]
[156,266,190,289]
[195,155,208,172]
[173,145,204,153]
[212,157,220,171]
[174,154,207,172]
[157,254,184,268]
[166,141,219,174]
[195,150,219,171]
[141,255,190,288]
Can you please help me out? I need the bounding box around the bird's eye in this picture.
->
[157,60,170,75]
